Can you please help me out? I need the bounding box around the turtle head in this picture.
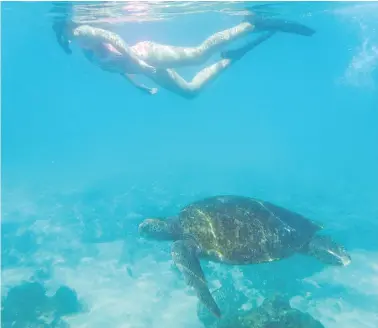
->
[138,217,179,241]
[307,234,351,266]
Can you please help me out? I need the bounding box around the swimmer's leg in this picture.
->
[149,31,273,99]
[131,13,309,68]
[150,60,232,99]
[192,22,255,63]
[194,13,315,63]
[189,31,275,94]
[187,59,233,96]
[131,22,255,68]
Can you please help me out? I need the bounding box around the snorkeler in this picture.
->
[52,6,315,98]
[55,21,277,99]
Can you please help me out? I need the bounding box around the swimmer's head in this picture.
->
[53,20,78,55]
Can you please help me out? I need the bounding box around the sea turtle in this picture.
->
[138,195,351,317]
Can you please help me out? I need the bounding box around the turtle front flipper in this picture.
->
[304,234,351,266]
[171,240,221,318]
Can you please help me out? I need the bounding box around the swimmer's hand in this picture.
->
[149,88,158,95]
[123,73,158,95]
[147,65,157,75]
[139,61,157,75]
[149,66,157,74]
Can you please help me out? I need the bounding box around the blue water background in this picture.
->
[1,2,378,328]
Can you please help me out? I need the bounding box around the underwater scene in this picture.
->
[1,1,378,327]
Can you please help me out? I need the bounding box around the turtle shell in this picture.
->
[176,195,321,265]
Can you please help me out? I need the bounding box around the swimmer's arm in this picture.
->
[122,74,158,95]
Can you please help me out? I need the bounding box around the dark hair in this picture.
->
[52,20,77,55]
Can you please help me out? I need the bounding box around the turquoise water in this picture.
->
[1,1,378,327]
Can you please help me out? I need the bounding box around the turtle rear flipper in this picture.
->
[171,240,221,318]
